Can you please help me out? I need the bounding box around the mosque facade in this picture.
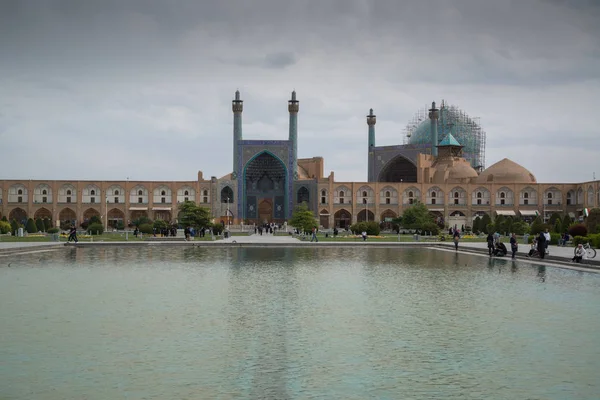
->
[1,91,599,230]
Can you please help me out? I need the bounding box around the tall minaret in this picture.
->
[288,90,299,179]
[232,90,243,175]
[428,101,439,157]
[367,108,376,181]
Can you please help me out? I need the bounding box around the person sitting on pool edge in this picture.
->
[493,241,508,257]
[572,244,586,263]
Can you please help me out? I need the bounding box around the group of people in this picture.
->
[486,232,512,257]
[255,223,277,235]
[527,229,551,259]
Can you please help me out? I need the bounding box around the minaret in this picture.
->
[288,90,299,179]
[367,108,376,182]
[428,101,440,157]
[232,90,243,176]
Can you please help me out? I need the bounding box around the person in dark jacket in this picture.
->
[537,231,546,259]
[486,233,495,257]
[510,233,518,259]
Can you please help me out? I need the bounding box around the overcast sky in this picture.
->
[1,0,599,184]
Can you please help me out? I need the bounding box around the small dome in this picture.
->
[432,158,478,184]
[447,162,479,181]
[476,158,536,184]
[297,164,310,179]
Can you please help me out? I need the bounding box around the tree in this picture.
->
[289,203,317,233]
[10,219,20,234]
[585,208,600,234]
[35,218,45,232]
[43,218,52,231]
[153,219,168,230]
[481,214,492,234]
[87,222,104,235]
[89,215,102,225]
[178,201,211,230]
[473,216,481,233]
[132,216,152,227]
[561,215,573,234]
[401,202,436,232]
[548,212,562,226]
[25,218,37,234]
[568,223,587,238]
[553,219,562,234]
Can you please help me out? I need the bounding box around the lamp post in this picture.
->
[226,197,230,227]
[105,192,109,232]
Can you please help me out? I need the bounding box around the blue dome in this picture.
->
[407,104,485,169]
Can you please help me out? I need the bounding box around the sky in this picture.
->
[1,0,599,184]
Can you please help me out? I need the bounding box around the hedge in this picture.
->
[87,223,104,235]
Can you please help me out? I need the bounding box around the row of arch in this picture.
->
[322,208,467,229]
[2,184,206,204]
[4,207,173,228]
[313,186,596,206]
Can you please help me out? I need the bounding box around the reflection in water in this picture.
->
[1,247,599,399]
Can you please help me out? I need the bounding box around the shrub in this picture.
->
[512,221,529,235]
[153,219,168,230]
[573,236,589,246]
[36,218,45,232]
[587,233,600,248]
[568,223,587,238]
[0,220,11,234]
[25,218,37,233]
[11,219,20,234]
[549,232,561,245]
[139,223,153,234]
[43,218,52,231]
[421,222,440,235]
[116,221,125,230]
[47,227,60,234]
[1,216,7,222]
[211,223,224,236]
[80,221,89,230]
[585,208,600,235]
[87,222,104,235]
[89,215,102,225]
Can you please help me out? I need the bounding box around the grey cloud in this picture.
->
[263,52,296,69]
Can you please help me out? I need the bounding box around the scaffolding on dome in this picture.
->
[403,100,486,170]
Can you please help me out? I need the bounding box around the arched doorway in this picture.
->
[258,199,273,223]
[448,210,467,232]
[243,152,287,223]
[297,187,309,205]
[380,209,397,230]
[357,209,375,223]
[9,208,27,224]
[107,208,125,229]
[34,207,52,220]
[378,155,418,182]
[334,209,351,229]
[83,208,100,222]
[59,208,77,227]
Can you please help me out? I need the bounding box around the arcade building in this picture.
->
[1,91,599,230]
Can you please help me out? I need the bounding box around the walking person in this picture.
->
[543,228,551,255]
[453,229,460,251]
[362,231,368,241]
[486,232,495,257]
[310,227,318,243]
[67,225,78,243]
[510,233,518,259]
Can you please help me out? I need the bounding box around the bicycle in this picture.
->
[574,242,597,259]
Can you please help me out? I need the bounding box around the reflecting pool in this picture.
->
[1,247,600,399]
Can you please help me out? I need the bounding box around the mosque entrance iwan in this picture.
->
[243,152,287,224]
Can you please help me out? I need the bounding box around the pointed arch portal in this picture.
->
[378,155,418,183]
[243,152,287,223]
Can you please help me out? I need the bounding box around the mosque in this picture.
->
[1,91,599,231]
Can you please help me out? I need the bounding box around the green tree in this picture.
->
[289,203,317,233]
[553,219,562,234]
[89,215,102,225]
[10,219,20,234]
[529,216,543,235]
[1,216,7,222]
[132,216,152,227]
[401,202,436,232]
[153,219,168,230]
[25,218,37,234]
[511,220,529,235]
[481,214,492,234]
[178,201,211,230]
[548,212,562,226]
[35,218,45,232]
[561,215,573,234]
[43,218,52,231]
[585,208,600,234]
[472,217,480,233]
[87,222,104,235]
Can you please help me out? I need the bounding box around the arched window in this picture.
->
[321,190,327,204]
[385,191,390,197]
[42,190,47,195]
[184,190,189,196]
[115,190,119,195]
[409,191,413,197]
[138,190,143,196]
[362,191,368,197]
[91,190,95,196]
[67,190,72,195]
[221,186,234,203]
[297,187,310,204]
[18,189,23,195]
[362,198,367,204]
[161,190,166,196]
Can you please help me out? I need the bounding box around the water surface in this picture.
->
[1,247,599,399]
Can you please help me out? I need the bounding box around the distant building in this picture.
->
[1,92,598,230]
